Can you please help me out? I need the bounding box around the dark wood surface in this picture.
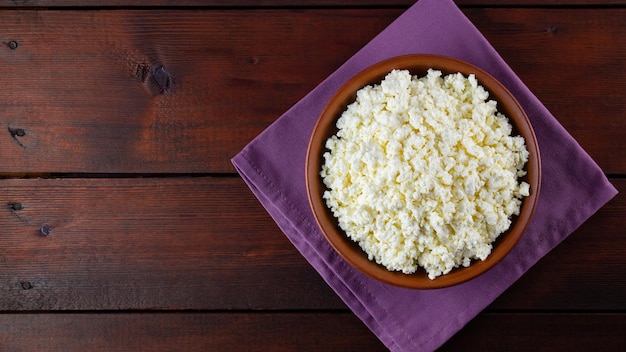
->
[0,1,624,351]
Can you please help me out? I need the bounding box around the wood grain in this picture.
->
[0,8,624,174]
[0,0,624,7]
[1,9,386,174]
[0,2,624,350]
[440,312,626,351]
[1,177,623,311]
[0,312,388,352]
[0,177,344,310]
[0,312,623,352]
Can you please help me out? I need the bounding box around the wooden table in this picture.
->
[0,0,624,350]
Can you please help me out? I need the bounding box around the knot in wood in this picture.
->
[8,127,26,137]
[8,202,23,211]
[151,65,173,94]
[39,224,52,236]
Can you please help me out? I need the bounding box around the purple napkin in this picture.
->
[231,0,618,350]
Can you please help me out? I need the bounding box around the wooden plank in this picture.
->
[0,312,388,352]
[0,177,345,310]
[440,312,626,351]
[0,9,396,174]
[0,177,624,311]
[0,1,624,8]
[0,9,624,174]
[0,312,623,351]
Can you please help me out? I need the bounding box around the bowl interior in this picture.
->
[306,54,541,289]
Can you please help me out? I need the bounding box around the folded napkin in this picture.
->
[232,0,618,350]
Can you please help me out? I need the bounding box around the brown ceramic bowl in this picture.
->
[306,54,541,289]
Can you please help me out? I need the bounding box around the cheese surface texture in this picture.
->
[321,69,530,279]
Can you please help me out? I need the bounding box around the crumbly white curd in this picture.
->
[321,69,530,279]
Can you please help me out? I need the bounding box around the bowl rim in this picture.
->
[305,54,541,289]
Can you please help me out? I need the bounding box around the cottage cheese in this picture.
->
[321,69,530,279]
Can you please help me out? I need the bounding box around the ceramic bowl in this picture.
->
[305,54,541,289]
